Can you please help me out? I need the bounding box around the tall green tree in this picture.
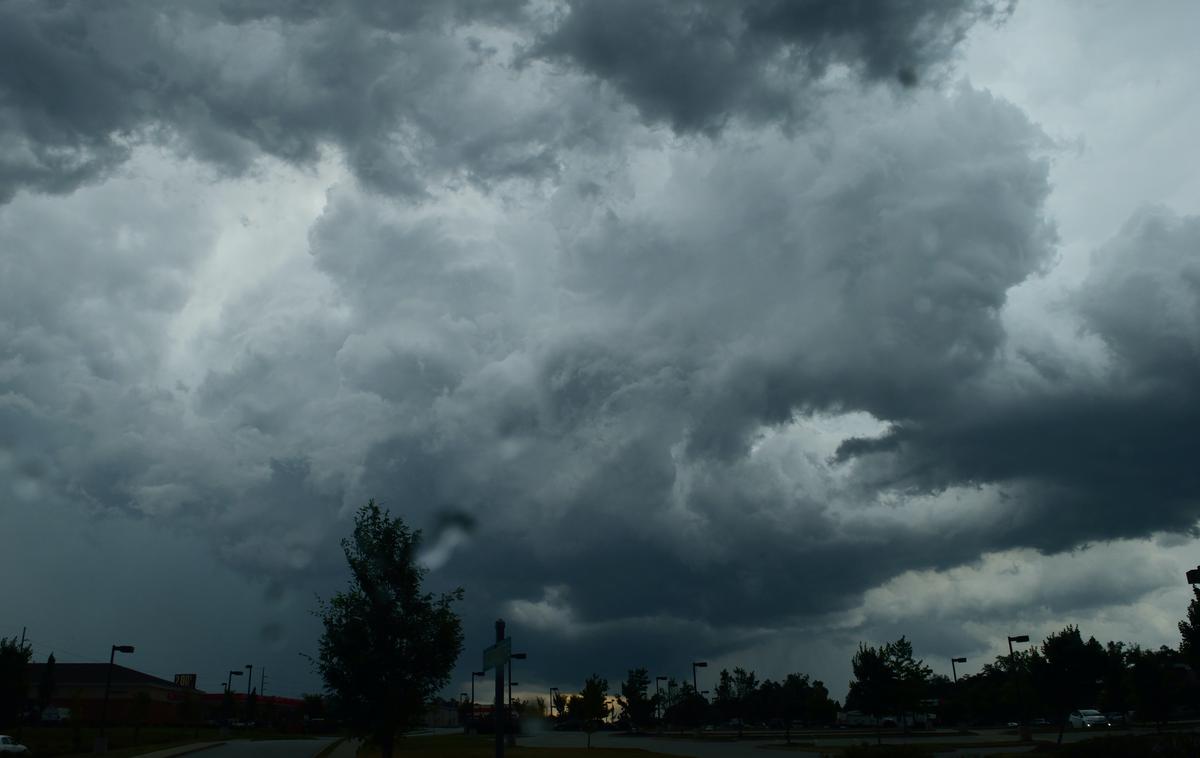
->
[576,674,608,748]
[316,500,465,758]
[881,636,932,731]
[847,642,895,744]
[1034,625,1106,743]
[618,668,655,729]
[1180,586,1200,666]
[0,635,32,728]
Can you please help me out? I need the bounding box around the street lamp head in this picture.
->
[656,676,667,682]
[952,657,967,663]
[512,653,528,660]
[1008,635,1030,643]
[230,670,243,677]
[692,661,708,667]
[113,645,135,654]
[473,671,486,677]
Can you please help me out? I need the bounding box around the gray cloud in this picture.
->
[5,0,1199,702]
[837,206,1200,553]
[529,0,1011,133]
[0,0,1010,204]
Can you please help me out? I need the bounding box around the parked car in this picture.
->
[1067,709,1109,728]
[0,735,29,754]
[1030,717,1051,727]
[1105,711,1128,727]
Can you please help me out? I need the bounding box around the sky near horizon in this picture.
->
[3,0,1200,702]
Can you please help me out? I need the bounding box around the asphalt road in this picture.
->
[196,738,337,757]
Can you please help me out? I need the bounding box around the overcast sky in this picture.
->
[3,0,1200,703]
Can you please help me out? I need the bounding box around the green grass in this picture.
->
[356,734,676,757]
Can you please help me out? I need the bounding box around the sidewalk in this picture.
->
[325,738,359,758]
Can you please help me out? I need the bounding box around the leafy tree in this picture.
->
[881,636,932,731]
[847,642,894,743]
[0,636,32,728]
[805,679,839,726]
[37,652,56,714]
[618,668,655,730]
[1180,586,1200,667]
[1034,625,1107,743]
[663,683,708,729]
[577,674,608,748]
[533,696,548,718]
[316,500,465,758]
[1127,645,1185,730]
[552,691,569,719]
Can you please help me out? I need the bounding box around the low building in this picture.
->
[26,663,200,725]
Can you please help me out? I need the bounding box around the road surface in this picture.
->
[189,739,338,758]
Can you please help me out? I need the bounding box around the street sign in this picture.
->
[483,638,512,670]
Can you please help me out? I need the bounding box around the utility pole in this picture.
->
[494,619,505,758]
[260,668,266,698]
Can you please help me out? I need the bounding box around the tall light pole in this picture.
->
[508,653,527,708]
[227,669,243,692]
[1008,635,1031,741]
[99,644,135,744]
[655,676,667,722]
[951,657,966,683]
[471,671,485,721]
[692,661,708,693]
[245,664,253,698]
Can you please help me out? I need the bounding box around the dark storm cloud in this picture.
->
[296,85,1058,641]
[0,0,569,203]
[0,0,1009,204]
[530,0,1010,133]
[7,0,1198,700]
[837,207,1200,551]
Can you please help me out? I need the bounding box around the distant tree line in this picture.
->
[843,587,1200,744]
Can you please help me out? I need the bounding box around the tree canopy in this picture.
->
[317,500,464,758]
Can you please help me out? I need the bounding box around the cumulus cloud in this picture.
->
[530,0,1012,133]
[4,0,1198,700]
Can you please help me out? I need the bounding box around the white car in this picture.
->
[1068,709,1109,728]
[0,735,29,753]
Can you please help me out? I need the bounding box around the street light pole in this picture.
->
[246,664,253,698]
[1008,635,1031,742]
[692,661,708,693]
[655,677,667,722]
[472,671,485,722]
[508,653,527,709]
[99,644,135,745]
[951,657,966,684]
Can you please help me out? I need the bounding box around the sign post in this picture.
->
[487,620,510,758]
